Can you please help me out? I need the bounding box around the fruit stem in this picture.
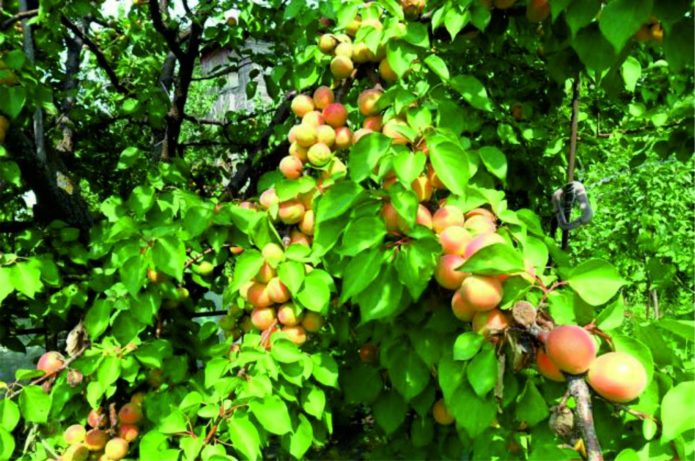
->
[567,375,603,461]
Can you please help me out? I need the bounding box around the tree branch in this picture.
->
[149,0,185,60]
[0,8,37,30]
[60,16,127,94]
[191,63,238,81]
[567,375,603,461]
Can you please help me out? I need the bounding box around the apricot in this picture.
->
[411,176,433,202]
[587,352,648,403]
[397,204,433,232]
[283,325,307,345]
[267,277,291,304]
[427,164,445,189]
[302,110,324,127]
[463,232,506,259]
[118,403,143,425]
[247,282,272,308]
[526,0,550,23]
[87,408,106,428]
[334,126,353,149]
[279,155,303,179]
[352,43,375,63]
[278,199,306,224]
[299,189,318,211]
[401,0,426,17]
[251,307,277,330]
[104,437,129,460]
[262,243,285,265]
[63,444,89,461]
[363,115,383,131]
[545,325,597,374]
[277,303,302,326]
[334,42,353,58]
[318,34,337,54]
[294,123,318,147]
[64,424,87,445]
[256,262,276,283]
[84,429,108,451]
[118,423,139,442]
[464,207,496,222]
[379,59,397,82]
[302,312,324,332]
[330,56,354,80]
[287,125,298,143]
[381,202,400,233]
[451,289,476,322]
[432,205,465,234]
[291,94,314,118]
[130,392,145,406]
[493,0,517,9]
[290,229,311,246]
[459,275,502,312]
[472,309,509,337]
[464,215,497,236]
[316,125,336,147]
[536,348,565,382]
[259,188,279,208]
[353,128,373,143]
[359,343,378,363]
[37,351,65,375]
[382,118,409,144]
[361,18,383,30]
[322,158,347,179]
[307,143,333,167]
[434,254,467,290]
[358,89,383,116]
[346,18,361,36]
[313,86,334,109]
[439,225,473,256]
[432,399,454,425]
[322,103,348,128]
[299,209,315,235]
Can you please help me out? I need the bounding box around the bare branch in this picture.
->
[567,375,603,461]
[191,64,238,81]
[149,0,185,60]
[0,8,37,30]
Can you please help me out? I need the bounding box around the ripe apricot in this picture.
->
[464,207,496,221]
[381,202,400,233]
[526,0,550,23]
[247,282,272,308]
[322,158,347,179]
[379,59,397,82]
[307,143,333,167]
[432,399,454,425]
[262,242,285,265]
[294,123,318,147]
[302,110,324,127]
[291,94,314,118]
[439,225,473,256]
[427,164,445,189]
[318,34,337,54]
[278,199,306,224]
[316,125,336,147]
[37,351,64,375]
[459,275,502,312]
[118,423,139,442]
[463,232,506,259]
[363,115,383,131]
[352,43,375,63]
[302,312,324,332]
[472,309,509,337]
[382,118,409,144]
[464,214,497,236]
[334,126,353,149]
[267,277,291,304]
[493,0,517,9]
[277,303,302,326]
[279,155,303,179]
[118,403,143,425]
[411,176,433,202]
[432,205,465,234]
[330,56,354,80]
[290,142,309,162]
[451,289,476,321]
[401,0,426,17]
[587,352,648,403]
[434,254,467,290]
[251,307,277,330]
[353,128,373,143]
[282,325,307,345]
[299,209,315,235]
[64,424,86,445]
[536,348,565,382]
[63,444,89,461]
[259,188,279,209]
[104,437,129,460]
[256,262,276,283]
[359,343,378,363]
[322,103,348,128]
[290,229,311,246]
[334,42,353,58]
[313,86,334,109]
[84,429,108,451]
[358,88,383,116]
[87,408,106,428]
[545,325,597,375]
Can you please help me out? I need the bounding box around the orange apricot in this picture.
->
[251,307,277,330]
[432,205,465,234]
[459,275,503,312]
[472,309,509,337]
[434,254,467,290]
[536,348,565,382]
[545,325,597,375]
[439,225,473,256]
[290,94,314,118]
[587,352,648,403]
[432,399,455,425]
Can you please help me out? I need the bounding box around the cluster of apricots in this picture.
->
[219,243,325,346]
[55,396,143,461]
[536,325,648,403]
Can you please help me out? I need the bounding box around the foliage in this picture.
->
[0,0,692,460]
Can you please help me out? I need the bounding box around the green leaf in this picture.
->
[664,18,694,72]
[0,427,15,461]
[288,414,313,459]
[596,297,624,331]
[18,385,51,423]
[394,237,440,299]
[0,86,26,119]
[159,410,187,434]
[598,0,652,52]
[393,150,427,186]
[571,24,617,72]
[349,133,391,182]
[515,381,550,427]
[444,6,468,40]
[448,383,496,438]
[373,391,407,434]
[250,396,292,435]
[389,344,430,401]
[341,216,387,256]
[277,261,305,295]
[466,343,498,397]
[388,183,418,229]
[453,332,484,361]
[450,75,492,111]
[461,243,525,275]
[340,248,385,302]
[301,386,326,419]
[403,22,428,47]
[429,141,469,195]
[341,363,382,404]
[183,205,213,237]
[355,266,406,322]
[386,40,418,78]
[424,54,450,81]
[117,147,141,170]
[311,352,339,388]
[152,236,186,281]
[97,356,121,389]
[620,56,641,92]
[228,411,261,461]
[478,146,507,181]
[10,262,42,298]
[565,0,600,36]
[0,400,19,432]
[120,255,146,297]
[567,259,626,306]
[229,250,264,293]
[470,1,492,30]
[296,270,331,314]
[655,319,695,341]
[270,338,304,364]
[0,268,14,305]
[315,181,364,223]
[0,161,21,187]
[661,381,695,443]
[438,355,466,402]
